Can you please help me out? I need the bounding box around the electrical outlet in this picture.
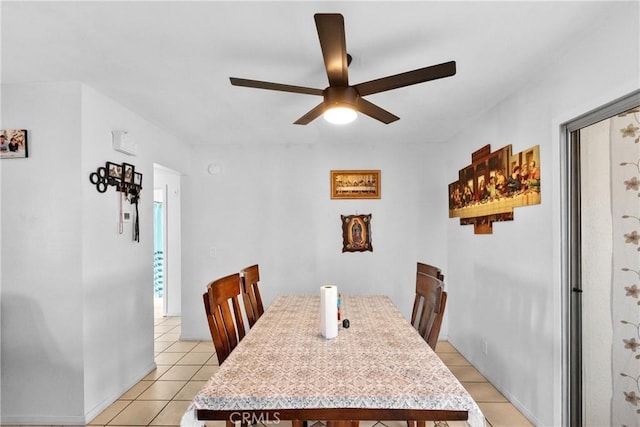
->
[209,246,218,258]
[482,340,488,356]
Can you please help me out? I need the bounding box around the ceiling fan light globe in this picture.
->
[323,106,357,125]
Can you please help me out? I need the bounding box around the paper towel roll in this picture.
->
[320,285,338,339]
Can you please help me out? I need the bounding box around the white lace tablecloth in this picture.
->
[182,295,485,427]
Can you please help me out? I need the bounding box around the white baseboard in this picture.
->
[0,414,87,425]
[0,362,157,426]
[83,361,158,424]
[0,361,157,425]
[180,333,209,341]
[446,335,541,426]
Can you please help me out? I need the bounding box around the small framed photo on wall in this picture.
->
[106,162,123,181]
[0,129,28,159]
[123,163,135,184]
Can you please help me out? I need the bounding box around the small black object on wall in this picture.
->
[90,161,143,242]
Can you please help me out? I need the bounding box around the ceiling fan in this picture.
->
[230,13,456,125]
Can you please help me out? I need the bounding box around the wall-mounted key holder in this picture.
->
[90,161,143,201]
[90,161,143,241]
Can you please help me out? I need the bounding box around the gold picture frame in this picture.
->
[331,170,380,199]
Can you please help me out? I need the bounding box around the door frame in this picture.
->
[560,90,640,427]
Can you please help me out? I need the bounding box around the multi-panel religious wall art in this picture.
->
[448,144,541,234]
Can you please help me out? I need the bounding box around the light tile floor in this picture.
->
[7,301,533,427]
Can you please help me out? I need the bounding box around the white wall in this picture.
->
[80,84,192,420]
[444,3,639,426]
[181,140,448,340]
[1,83,85,423]
[0,82,192,424]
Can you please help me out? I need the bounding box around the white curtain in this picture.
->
[611,106,640,426]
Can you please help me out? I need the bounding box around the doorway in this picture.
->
[153,191,166,316]
[153,164,183,318]
[564,91,640,426]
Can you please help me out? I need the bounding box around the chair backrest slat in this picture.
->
[426,291,447,349]
[203,272,246,365]
[203,292,228,360]
[240,264,264,327]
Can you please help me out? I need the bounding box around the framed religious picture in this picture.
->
[341,213,373,252]
[448,144,540,234]
[0,129,28,159]
[331,170,380,199]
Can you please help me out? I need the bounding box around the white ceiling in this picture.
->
[0,1,624,145]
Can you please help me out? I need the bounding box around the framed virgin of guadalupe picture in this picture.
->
[341,213,372,252]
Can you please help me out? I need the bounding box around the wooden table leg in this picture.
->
[292,421,304,427]
[327,421,356,427]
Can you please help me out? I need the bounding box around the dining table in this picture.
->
[181,294,486,427]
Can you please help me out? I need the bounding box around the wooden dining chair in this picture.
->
[410,271,448,350]
[416,261,444,281]
[240,264,265,327]
[203,272,246,365]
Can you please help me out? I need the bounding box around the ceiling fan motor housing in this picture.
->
[324,86,359,110]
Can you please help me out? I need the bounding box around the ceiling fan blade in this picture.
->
[314,13,349,87]
[294,102,326,125]
[230,77,323,96]
[354,61,456,96]
[356,98,400,124]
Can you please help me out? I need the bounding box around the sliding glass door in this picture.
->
[564,91,640,426]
